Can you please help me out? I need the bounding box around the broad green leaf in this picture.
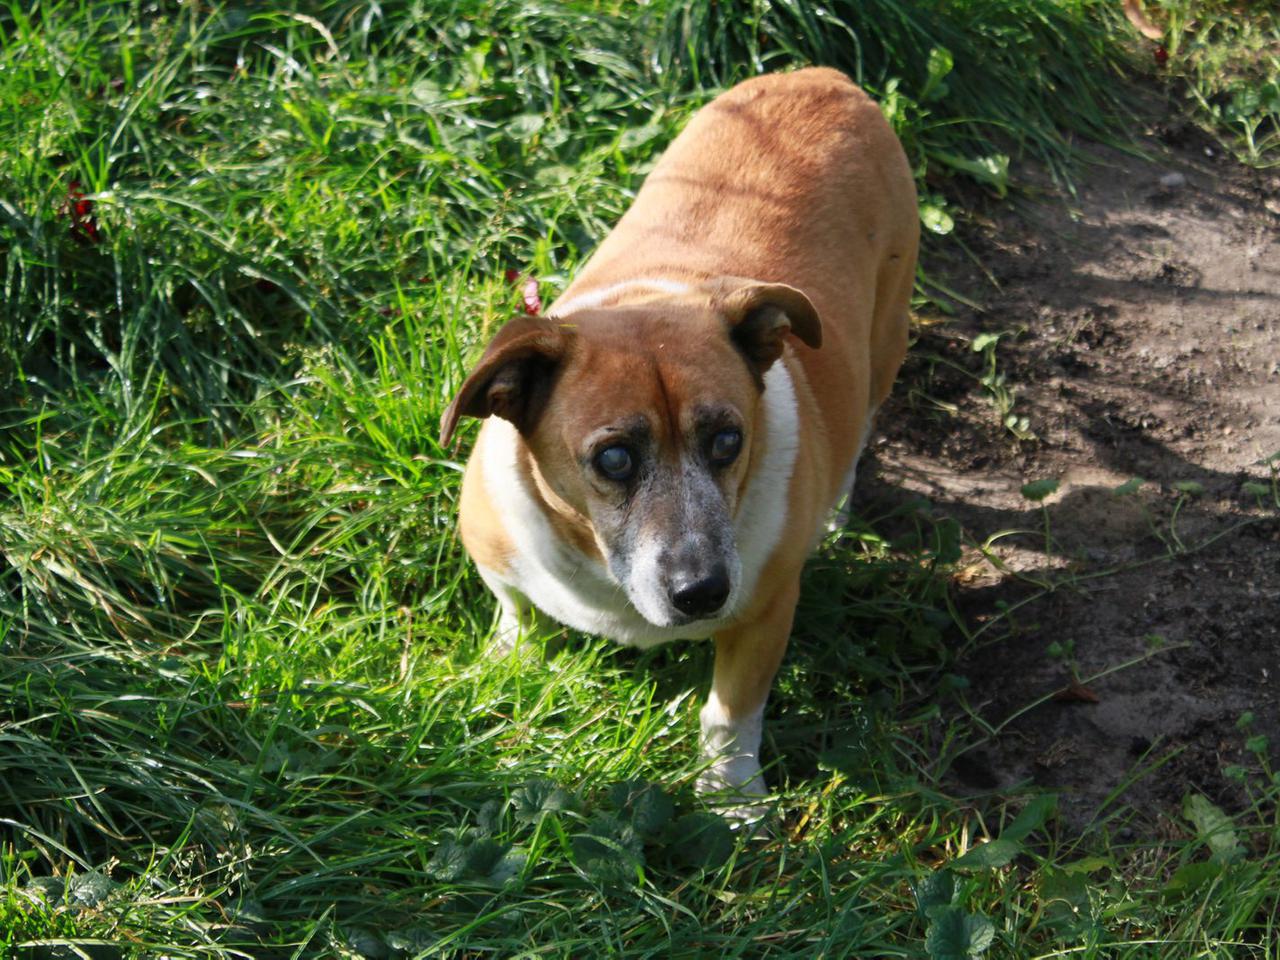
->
[484,849,527,887]
[1003,795,1057,842]
[572,815,644,885]
[951,837,1020,870]
[410,79,442,104]
[1020,478,1060,502]
[573,814,643,861]
[1183,794,1244,863]
[464,837,509,877]
[933,150,1011,197]
[1039,867,1092,934]
[669,812,734,870]
[345,927,388,960]
[970,332,1000,352]
[1164,860,1225,896]
[920,201,954,235]
[609,779,674,837]
[508,112,546,141]
[913,868,955,918]
[426,838,470,882]
[1228,86,1261,120]
[25,877,64,901]
[476,798,502,835]
[68,870,117,911]
[385,928,440,955]
[925,905,995,959]
[427,831,511,883]
[920,46,954,102]
[533,164,577,185]
[1113,477,1145,496]
[512,778,574,823]
[1060,857,1112,875]
[619,123,664,152]
[1040,866,1089,907]
[69,870,118,907]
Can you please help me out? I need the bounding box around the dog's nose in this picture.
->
[669,567,730,618]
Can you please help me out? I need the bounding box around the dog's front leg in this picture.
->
[697,579,799,822]
[480,573,549,659]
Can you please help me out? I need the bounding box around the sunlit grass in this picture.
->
[2,1,1277,956]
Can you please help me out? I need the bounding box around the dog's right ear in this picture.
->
[440,316,568,447]
[708,277,822,379]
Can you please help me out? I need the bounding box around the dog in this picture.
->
[440,67,918,816]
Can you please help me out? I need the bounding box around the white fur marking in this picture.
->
[726,361,801,614]
[548,278,691,319]
[619,525,670,627]
[697,691,767,821]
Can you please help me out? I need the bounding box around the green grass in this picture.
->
[1156,0,1280,166]
[2,1,1278,956]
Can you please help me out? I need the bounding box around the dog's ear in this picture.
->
[440,315,568,447]
[710,278,822,372]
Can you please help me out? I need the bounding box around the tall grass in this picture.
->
[2,1,1277,956]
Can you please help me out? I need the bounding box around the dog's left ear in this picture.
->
[440,315,568,447]
[711,278,822,372]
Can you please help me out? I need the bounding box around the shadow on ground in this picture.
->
[859,115,1280,830]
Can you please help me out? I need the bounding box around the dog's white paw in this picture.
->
[697,754,766,798]
[488,605,546,662]
[697,695,771,827]
[696,755,771,828]
[490,612,521,655]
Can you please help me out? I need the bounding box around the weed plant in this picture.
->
[1156,0,1280,165]
[2,1,1277,956]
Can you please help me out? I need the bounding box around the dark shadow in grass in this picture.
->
[0,629,745,956]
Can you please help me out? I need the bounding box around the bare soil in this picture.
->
[863,117,1280,830]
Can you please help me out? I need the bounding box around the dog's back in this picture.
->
[559,68,917,505]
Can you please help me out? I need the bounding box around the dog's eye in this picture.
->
[595,445,635,481]
[709,429,742,465]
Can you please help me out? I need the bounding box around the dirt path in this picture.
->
[864,119,1280,830]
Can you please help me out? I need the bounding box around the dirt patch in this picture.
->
[863,118,1280,830]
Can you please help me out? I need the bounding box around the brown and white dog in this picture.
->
[440,67,918,813]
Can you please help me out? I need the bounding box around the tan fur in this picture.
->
[457,440,513,576]
[445,67,918,806]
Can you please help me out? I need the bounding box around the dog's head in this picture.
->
[441,278,821,629]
